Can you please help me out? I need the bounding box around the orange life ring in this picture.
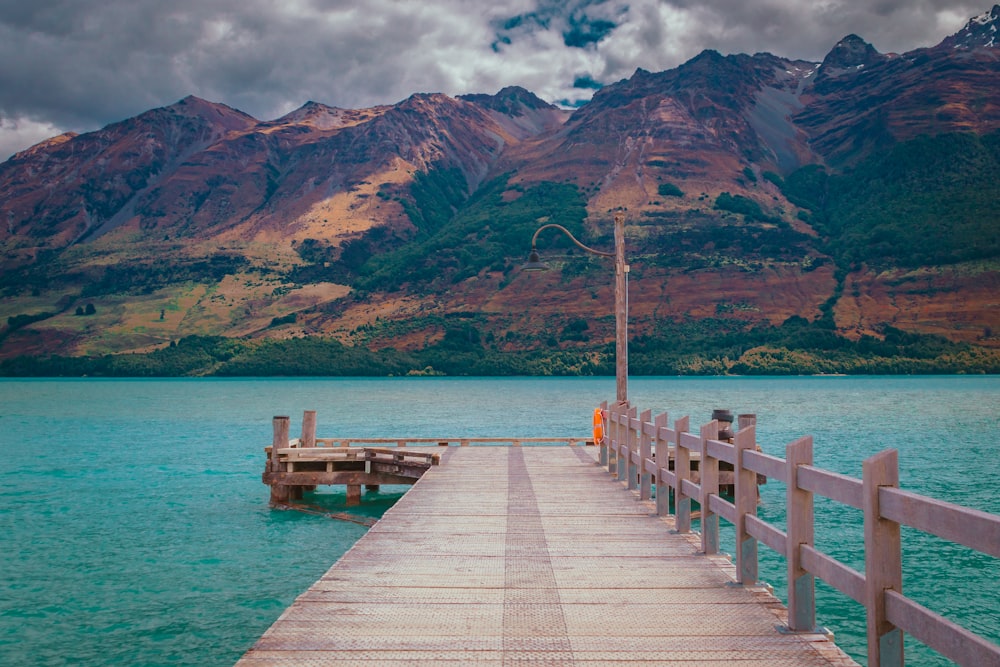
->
[592,408,605,445]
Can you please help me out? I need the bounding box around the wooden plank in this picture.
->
[885,590,1000,667]
[706,438,736,465]
[863,449,903,667]
[798,465,863,509]
[263,471,419,486]
[639,409,652,500]
[746,514,786,556]
[240,447,858,666]
[786,436,815,632]
[312,436,590,446]
[800,545,865,604]
[734,424,758,586]
[743,449,786,483]
[700,420,720,555]
[675,416,693,533]
[879,487,1000,558]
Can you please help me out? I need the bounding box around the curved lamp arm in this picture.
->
[530,223,613,258]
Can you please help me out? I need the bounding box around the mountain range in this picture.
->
[1,6,999,374]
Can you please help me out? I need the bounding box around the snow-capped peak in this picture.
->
[940,5,1000,50]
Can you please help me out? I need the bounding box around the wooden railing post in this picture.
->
[301,410,317,448]
[654,412,669,515]
[618,408,633,488]
[628,409,648,491]
[618,406,635,484]
[785,436,815,632]
[639,410,653,500]
[599,401,609,467]
[700,420,720,555]
[734,416,758,586]
[864,449,903,667]
[675,416,692,533]
[608,403,620,475]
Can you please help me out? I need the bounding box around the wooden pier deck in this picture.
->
[238,445,857,666]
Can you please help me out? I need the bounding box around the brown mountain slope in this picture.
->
[796,9,1000,165]
[1,9,999,364]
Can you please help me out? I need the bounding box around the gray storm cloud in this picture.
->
[0,0,990,160]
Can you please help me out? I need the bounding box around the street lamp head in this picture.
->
[521,248,551,272]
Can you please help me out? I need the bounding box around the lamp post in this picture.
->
[523,213,628,405]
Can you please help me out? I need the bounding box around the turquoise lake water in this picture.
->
[0,376,997,666]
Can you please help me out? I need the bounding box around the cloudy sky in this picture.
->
[0,0,990,160]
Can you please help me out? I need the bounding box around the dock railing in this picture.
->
[599,400,1000,667]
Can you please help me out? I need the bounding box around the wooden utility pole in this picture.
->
[613,212,628,404]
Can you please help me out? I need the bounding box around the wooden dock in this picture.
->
[238,445,857,666]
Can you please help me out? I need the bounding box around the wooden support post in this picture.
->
[734,416,758,586]
[269,416,291,504]
[675,416,692,533]
[700,420,719,555]
[786,436,816,632]
[301,410,317,448]
[300,410,318,492]
[271,416,290,472]
[269,483,290,504]
[346,485,362,506]
[639,409,652,500]
[599,401,609,467]
[653,413,669,515]
[863,449,903,667]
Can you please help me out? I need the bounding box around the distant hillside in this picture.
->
[1,7,999,374]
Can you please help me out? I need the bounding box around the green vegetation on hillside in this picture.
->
[0,252,249,299]
[713,192,779,224]
[3,319,996,377]
[779,131,1000,268]
[399,166,470,236]
[356,174,589,291]
[657,182,684,197]
[644,209,815,265]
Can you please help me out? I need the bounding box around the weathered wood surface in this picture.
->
[238,447,857,666]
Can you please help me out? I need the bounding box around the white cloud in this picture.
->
[0,116,67,162]
[0,0,991,160]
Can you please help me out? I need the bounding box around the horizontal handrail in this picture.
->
[879,487,1000,558]
[800,545,865,604]
[596,399,1000,667]
[798,465,863,509]
[746,514,785,555]
[743,449,786,484]
[885,590,1000,667]
[272,446,440,464]
[312,436,590,446]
